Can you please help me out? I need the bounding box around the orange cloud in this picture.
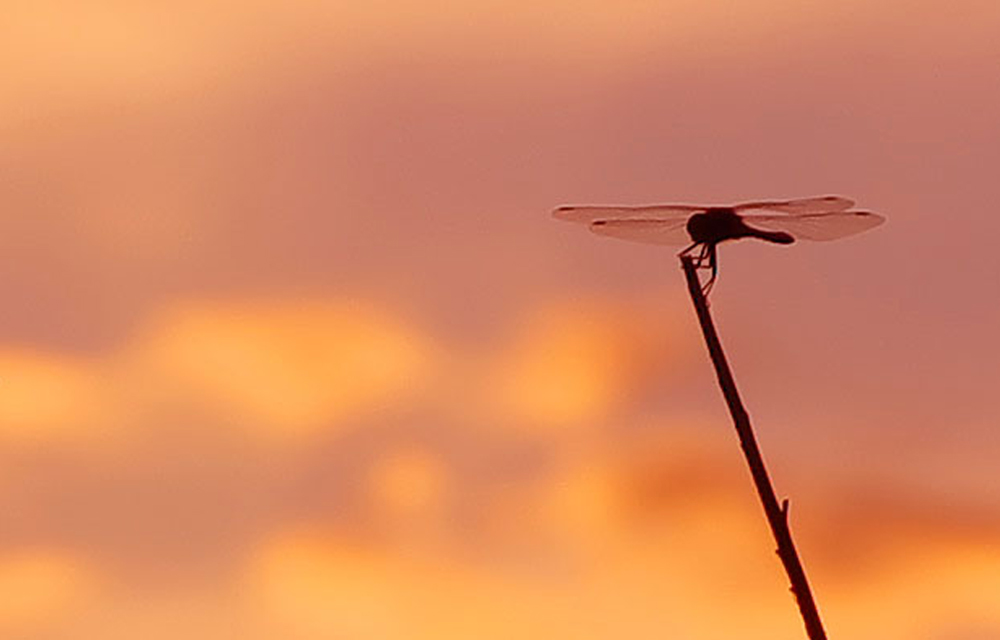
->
[486,297,687,431]
[128,297,436,441]
[368,447,451,525]
[245,526,643,640]
[0,294,686,448]
[0,296,438,448]
[2,294,998,639]
[242,440,810,640]
[0,349,109,445]
[0,549,101,635]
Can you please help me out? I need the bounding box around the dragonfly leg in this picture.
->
[701,244,718,295]
[695,242,711,268]
[678,241,698,258]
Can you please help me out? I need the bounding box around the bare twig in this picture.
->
[680,255,827,640]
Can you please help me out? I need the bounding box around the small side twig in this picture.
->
[680,255,827,640]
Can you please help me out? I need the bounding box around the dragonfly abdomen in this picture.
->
[745,227,795,244]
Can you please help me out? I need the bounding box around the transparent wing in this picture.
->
[553,204,703,224]
[588,218,692,245]
[735,195,854,214]
[742,211,885,241]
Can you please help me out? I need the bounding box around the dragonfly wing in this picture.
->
[554,204,703,224]
[589,218,692,245]
[735,195,854,214]
[742,211,885,241]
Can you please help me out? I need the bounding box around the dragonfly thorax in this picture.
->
[685,207,748,245]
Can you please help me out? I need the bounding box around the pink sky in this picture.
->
[2,1,1000,638]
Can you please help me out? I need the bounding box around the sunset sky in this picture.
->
[3,1,1000,638]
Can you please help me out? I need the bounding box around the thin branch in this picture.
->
[680,255,827,640]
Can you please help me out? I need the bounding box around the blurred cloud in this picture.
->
[487,297,687,431]
[0,349,107,444]
[130,298,436,441]
[238,425,1000,640]
[0,297,436,447]
[1,280,999,636]
[1,288,998,637]
[0,549,101,636]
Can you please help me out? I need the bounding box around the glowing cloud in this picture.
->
[488,298,684,430]
[0,550,100,634]
[129,298,436,441]
[0,350,107,444]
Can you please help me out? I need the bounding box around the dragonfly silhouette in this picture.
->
[554,195,884,293]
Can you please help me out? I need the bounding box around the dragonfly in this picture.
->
[553,195,884,294]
